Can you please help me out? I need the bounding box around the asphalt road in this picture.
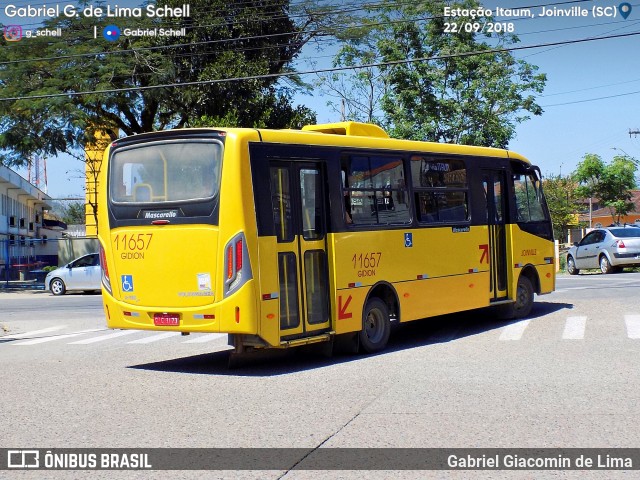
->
[1,272,640,479]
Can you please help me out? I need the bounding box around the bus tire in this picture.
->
[359,298,390,353]
[498,275,534,320]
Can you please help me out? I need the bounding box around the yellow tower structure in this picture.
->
[85,126,117,236]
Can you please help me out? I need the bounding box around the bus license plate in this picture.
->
[154,313,180,326]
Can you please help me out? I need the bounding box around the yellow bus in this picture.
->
[97,121,555,357]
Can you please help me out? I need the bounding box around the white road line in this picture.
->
[127,332,182,344]
[181,333,226,344]
[14,329,105,346]
[2,325,67,339]
[499,320,530,341]
[68,330,140,344]
[562,316,587,340]
[625,315,640,339]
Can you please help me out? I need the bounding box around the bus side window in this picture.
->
[341,168,352,224]
[513,173,546,222]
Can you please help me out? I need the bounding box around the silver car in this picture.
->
[44,253,101,295]
[566,226,640,275]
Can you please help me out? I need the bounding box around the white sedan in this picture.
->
[44,253,101,295]
[566,226,640,274]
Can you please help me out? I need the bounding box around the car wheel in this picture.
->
[566,256,579,275]
[50,278,66,296]
[359,298,391,353]
[599,255,613,274]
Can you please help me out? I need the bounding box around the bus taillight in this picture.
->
[99,244,112,294]
[235,238,243,271]
[226,245,234,280]
[223,232,253,298]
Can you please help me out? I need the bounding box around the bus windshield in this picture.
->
[109,140,223,204]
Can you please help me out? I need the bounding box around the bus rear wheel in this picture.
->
[359,298,390,353]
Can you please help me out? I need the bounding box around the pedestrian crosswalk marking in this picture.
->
[499,320,530,341]
[562,316,587,340]
[127,332,182,344]
[625,314,640,339]
[68,329,140,344]
[14,329,104,346]
[7,315,640,347]
[182,333,226,344]
[2,325,67,339]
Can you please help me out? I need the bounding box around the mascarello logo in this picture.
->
[102,25,121,41]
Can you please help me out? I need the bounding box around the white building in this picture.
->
[0,164,62,280]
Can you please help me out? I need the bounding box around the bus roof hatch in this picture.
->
[302,122,389,139]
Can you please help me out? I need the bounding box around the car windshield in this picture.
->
[609,228,640,238]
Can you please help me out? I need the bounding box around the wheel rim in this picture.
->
[600,257,609,272]
[567,258,575,272]
[364,307,385,344]
[51,280,63,294]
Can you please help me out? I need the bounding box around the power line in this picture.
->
[541,89,640,107]
[1,30,638,102]
[540,77,640,98]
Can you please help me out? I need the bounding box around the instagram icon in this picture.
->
[4,25,23,42]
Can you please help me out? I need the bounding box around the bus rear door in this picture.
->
[268,161,332,343]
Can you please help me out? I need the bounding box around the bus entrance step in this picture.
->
[280,332,335,348]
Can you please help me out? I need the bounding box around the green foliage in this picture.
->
[542,174,582,243]
[0,0,321,166]
[51,201,86,225]
[573,153,638,225]
[319,0,546,147]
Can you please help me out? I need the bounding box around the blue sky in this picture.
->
[2,0,640,198]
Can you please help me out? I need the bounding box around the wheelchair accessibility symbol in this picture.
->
[121,275,134,292]
[404,232,413,248]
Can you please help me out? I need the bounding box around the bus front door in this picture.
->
[269,162,331,342]
[482,170,508,301]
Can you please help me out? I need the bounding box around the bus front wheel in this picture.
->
[359,298,391,353]
[497,275,534,320]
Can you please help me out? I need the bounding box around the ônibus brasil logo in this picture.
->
[102,25,121,41]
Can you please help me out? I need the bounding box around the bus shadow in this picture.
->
[128,301,573,377]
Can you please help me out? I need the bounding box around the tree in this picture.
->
[0,0,324,167]
[573,153,638,225]
[315,39,389,123]
[50,200,85,225]
[318,0,546,147]
[542,174,582,243]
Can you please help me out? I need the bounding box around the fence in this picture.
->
[0,237,99,285]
